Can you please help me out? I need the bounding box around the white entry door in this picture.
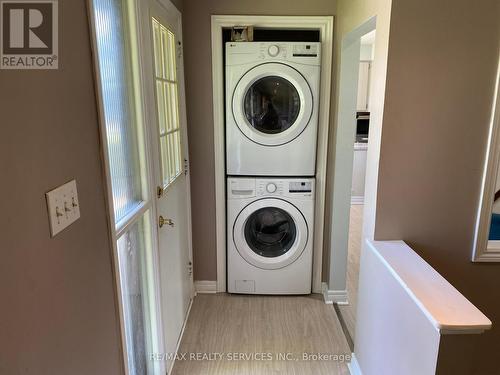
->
[139,0,193,372]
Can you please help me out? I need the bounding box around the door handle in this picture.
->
[159,215,174,228]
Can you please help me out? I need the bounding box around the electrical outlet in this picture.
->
[46,179,80,237]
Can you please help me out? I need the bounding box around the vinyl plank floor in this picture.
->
[171,293,351,375]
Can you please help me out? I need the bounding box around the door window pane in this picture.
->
[117,214,158,375]
[244,76,300,134]
[244,207,297,257]
[93,0,143,222]
[152,18,182,187]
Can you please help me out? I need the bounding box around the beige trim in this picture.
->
[211,15,334,293]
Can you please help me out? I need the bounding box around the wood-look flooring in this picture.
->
[337,204,363,340]
[171,293,351,375]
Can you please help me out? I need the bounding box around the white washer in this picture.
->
[225,42,321,176]
[227,177,315,294]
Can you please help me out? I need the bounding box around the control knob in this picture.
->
[268,45,280,57]
[266,183,277,193]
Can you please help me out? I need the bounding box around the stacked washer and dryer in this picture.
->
[225,41,321,294]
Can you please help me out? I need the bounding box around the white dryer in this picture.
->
[227,177,315,294]
[225,42,321,176]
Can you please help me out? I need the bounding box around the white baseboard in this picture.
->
[194,280,217,294]
[322,282,348,304]
[351,196,364,205]
[348,353,363,375]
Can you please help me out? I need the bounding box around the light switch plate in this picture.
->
[46,179,80,237]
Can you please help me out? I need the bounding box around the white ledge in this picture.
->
[367,240,492,333]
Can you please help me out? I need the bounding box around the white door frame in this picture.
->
[326,17,377,303]
[473,62,500,262]
[211,15,334,293]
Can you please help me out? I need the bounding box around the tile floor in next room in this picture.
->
[171,294,351,375]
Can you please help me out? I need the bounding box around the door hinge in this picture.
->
[187,261,193,276]
[177,41,182,58]
[157,186,164,198]
[184,158,189,175]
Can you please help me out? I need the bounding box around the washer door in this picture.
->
[233,198,308,270]
[232,63,313,146]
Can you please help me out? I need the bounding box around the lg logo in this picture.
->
[1,0,58,69]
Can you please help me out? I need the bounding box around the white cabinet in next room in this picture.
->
[351,143,368,204]
[356,61,371,111]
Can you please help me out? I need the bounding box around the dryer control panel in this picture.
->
[226,42,321,66]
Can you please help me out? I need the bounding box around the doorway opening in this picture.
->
[325,15,386,349]
[338,29,377,340]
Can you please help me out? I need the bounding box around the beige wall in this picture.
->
[375,0,500,373]
[0,1,122,374]
[182,0,337,280]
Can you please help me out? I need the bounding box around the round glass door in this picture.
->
[244,76,301,135]
[233,198,308,270]
[232,63,313,146]
[244,207,297,258]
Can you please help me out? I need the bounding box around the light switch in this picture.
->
[46,179,80,237]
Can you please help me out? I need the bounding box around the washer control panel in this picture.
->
[255,178,315,198]
[228,178,315,199]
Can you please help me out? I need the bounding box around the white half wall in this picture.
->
[354,241,441,374]
[352,240,491,375]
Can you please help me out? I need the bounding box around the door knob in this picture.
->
[159,215,174,228]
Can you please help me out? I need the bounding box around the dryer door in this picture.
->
[233,198,308,270]
[232,63,313,146]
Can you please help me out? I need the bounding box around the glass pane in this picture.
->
[167,133,175,180]
[160,136,169,185]
[244,207,297,257]
[167,31,176,81]
[169,83,179,130]
[117,214,159,375]
[152,19,162,78]
[155,81,165,133]
[489,214,500,240]
[489,165,500,240]
[173,131,182,176]
[244,76,300,134]
[164,82,173,132]
[93,0,142,223]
